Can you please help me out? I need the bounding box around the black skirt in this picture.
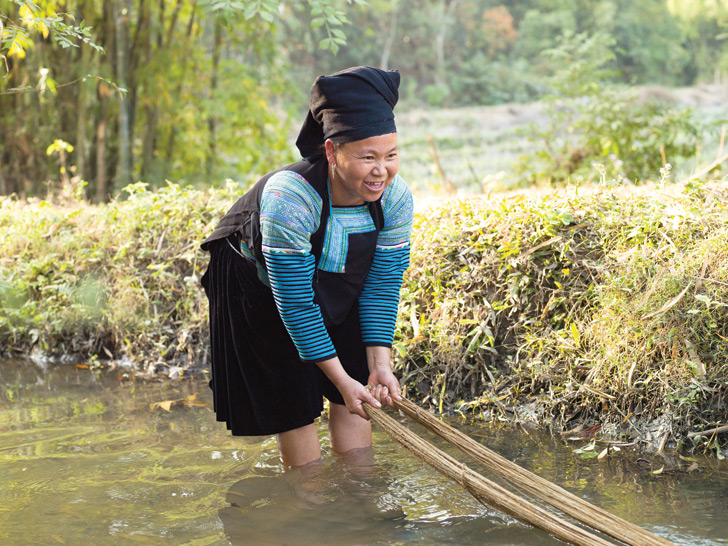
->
[201,236,369,436]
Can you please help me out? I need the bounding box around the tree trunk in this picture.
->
[434,0,460,87]
[165,6,198,168]
[206,19,223,178]
[140,1,156,180]
[380,1,399,71]
[0,161,6,195]
[76,43,91,182]
[125,0,151,178]
[115,1,132,187]
[96,82,110,202]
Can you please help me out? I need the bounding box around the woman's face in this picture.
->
[325,133,399,206]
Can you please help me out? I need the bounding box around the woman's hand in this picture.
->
[337,376,382,420]
[366,346,402,408]
[316,357,381,420]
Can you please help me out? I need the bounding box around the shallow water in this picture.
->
[1,358,726,546]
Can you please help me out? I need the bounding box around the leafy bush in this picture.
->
[2,176,727,451]
[0,181,238,368]
[396,180,728,447]
[519,32,702,184]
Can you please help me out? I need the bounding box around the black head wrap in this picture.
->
[296,66,400,160]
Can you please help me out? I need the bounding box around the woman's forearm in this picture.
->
[316,356,352,390]
[366,345,392,373]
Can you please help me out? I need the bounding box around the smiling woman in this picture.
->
[200,67,414,468]
[326,133,400,206]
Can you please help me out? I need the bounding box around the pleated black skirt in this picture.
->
[201,235,369,436]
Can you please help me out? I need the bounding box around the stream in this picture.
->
[1,358,726,545]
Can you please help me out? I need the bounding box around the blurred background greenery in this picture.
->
[1,0,727,199]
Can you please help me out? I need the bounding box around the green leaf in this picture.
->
[244,3,258,19]
[570,323,580,344]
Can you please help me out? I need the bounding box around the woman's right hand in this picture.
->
[316,357,381,420]
[337,376,382,420]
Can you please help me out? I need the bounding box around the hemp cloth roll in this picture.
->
[201,235,370,436]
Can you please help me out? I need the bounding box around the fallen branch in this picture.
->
[517,236,562,261]
[427,134,455,194]
[642,281,692,320]
[684,149,728,182]
[687,425,728,439]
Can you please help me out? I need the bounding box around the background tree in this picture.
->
[0,0,350,199]
[2,0,726,199]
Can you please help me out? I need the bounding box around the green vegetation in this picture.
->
[2,0,727,197]
[2,0,727,456]
[0,180,232,367]
[0,0,348,198]
[397,178,728,454]
[520,31,704,184]
[2,175,726,453]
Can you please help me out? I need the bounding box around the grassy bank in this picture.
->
[1,178,727,453]
[0,181,232,372]
[398,179,728,455]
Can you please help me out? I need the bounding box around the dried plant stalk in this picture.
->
[372,398,674,546]
[365,402,616,546]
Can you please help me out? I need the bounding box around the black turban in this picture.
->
[296,66,400,160]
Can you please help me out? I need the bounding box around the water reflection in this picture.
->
[218,449,564,546]
[1,358,727,546]
[220,453,410,546]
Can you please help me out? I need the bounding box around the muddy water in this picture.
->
[1,358,726,546]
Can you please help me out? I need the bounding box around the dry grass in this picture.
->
[395,179,728,452]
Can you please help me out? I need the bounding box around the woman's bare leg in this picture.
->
[328,402,372,454]
[276,423,321,467]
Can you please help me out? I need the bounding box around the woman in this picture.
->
[201,66,413,467]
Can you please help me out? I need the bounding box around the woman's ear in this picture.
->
[324,139,336,166]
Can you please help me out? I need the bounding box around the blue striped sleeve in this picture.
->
[359,246,411,346]
[359,175,414,346]
[260,171,336,363]
[263,251,337,363]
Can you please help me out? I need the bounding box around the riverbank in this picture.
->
[1,178,727,455]
[399,179,728,456]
